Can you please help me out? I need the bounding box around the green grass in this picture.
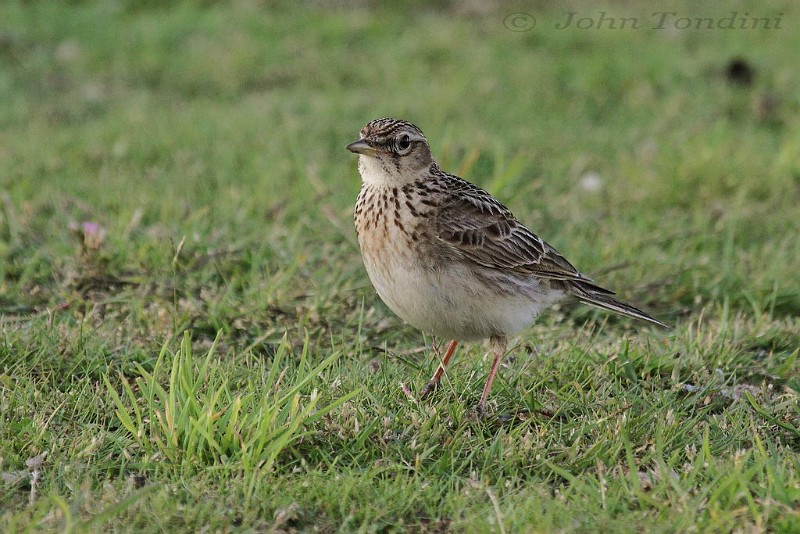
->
[1,0,799,531]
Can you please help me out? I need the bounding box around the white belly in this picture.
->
[360,242,564,340]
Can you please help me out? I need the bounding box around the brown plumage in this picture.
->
[348,118,666,413]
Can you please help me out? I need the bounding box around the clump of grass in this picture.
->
[104,331,359,475]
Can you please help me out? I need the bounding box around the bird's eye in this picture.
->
[396,134,411,152]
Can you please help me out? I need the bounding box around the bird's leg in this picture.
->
[419,340,458,396]
[477,336,507,415]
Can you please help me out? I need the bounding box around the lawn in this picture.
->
[1,1,799,531]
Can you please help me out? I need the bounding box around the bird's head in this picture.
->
[347,118,434,184]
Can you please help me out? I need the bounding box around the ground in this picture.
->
[1,1,799,532]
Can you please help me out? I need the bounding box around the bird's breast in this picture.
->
[354,185,565,340]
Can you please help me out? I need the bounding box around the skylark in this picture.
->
[348,118,667,413]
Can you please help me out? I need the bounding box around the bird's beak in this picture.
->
[346,138,381,156]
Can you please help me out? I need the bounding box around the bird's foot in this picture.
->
[419,380,438,397]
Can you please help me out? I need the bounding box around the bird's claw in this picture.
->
[419,380,437,397]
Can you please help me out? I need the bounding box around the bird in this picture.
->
[347,118,667,414]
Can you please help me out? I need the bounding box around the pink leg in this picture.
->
[477,336,507,414]
[420,340,458,396]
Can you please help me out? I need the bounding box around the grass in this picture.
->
[1,0,799,531]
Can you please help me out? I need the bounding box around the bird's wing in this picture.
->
[433,178,612,291]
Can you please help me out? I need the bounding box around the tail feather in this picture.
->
[570,283,669,329]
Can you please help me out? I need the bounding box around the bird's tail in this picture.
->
[569,281,669,329]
